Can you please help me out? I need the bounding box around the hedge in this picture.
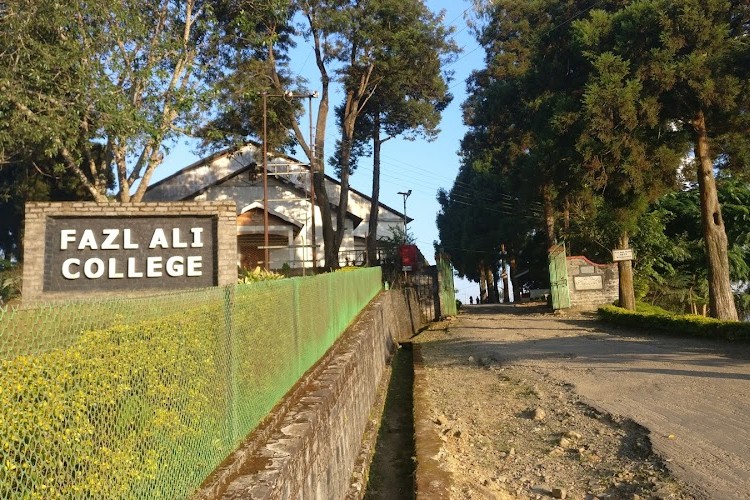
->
[598,304,750,341]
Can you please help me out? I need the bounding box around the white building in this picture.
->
[145,142,408,270]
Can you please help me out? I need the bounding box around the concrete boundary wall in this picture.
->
[566,255,618,310]
[195,289,423,500]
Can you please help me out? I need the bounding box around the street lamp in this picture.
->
[397,189,412,235]
[262,90,318,271]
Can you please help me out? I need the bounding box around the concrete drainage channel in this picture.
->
[364,343,416,500]
[363,341,453,500]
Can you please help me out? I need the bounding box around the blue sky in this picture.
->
[156,0,484,301]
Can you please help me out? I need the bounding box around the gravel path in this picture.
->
[414,303,750,499]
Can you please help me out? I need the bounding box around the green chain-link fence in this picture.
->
[437,258,457,317]
[0,267,382,499]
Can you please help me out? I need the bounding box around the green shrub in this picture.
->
[238,266,285,283]
[0,260,21,306]
[598,303,750,341]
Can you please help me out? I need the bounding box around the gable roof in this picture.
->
[239,202,304,228]
[145,141,411,222]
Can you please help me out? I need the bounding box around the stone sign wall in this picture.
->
[566,256,618,309]
[23,202,237,301]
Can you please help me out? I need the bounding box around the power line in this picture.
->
[444,6,471,28]
[355,162,541,215]
[447,43,484,69]
[354,156,547,214]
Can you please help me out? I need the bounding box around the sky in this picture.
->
[155,0,485,302]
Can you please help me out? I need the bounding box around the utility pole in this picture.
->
[262,90,318,272]
[308,93,317,271]
[397,189,412,236]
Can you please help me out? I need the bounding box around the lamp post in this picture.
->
[261,90,318,271]
[397,189,412,236]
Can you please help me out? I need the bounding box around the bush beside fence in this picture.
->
[0,267,382,499]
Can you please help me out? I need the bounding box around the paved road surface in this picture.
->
[450,304,750,499]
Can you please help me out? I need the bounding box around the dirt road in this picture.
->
[414,303,750,499]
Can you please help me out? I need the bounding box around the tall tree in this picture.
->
[214,0,456,270]
[1,0,224,202]
[465,0,599,248]
[572,45,686,309]
[437,159,544,303]
[332,0,456,266]
[212,0,340,268]
[574,0,749,319]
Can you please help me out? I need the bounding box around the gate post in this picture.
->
[548,244,571,310]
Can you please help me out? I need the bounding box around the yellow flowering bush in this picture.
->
[0,306,230,498]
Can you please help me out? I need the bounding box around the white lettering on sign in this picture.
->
[61,230,77,250]
[57,226,207,282]
[62,258,80,279]
[123,229,138,249]
[61,256,205,280]
[187,255,202,276]
[101,229,119,250]
[108,257,124,279]
[127,257,144,278]
[190,227,204,247]
[147,256,163,277]
[84,258,105,279]
[172,228,188,248]
[58,229,144,250]
[149,228,169,249]
[78,229,98,250]
[166,256,184,277]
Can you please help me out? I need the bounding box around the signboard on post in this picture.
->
[612,248,634,262]
[399,244,418,272]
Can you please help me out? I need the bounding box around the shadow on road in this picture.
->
[420,309,750,380]
[462,302,551,315]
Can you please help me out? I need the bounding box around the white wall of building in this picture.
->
[145,143,406,269]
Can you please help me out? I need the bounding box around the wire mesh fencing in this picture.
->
[0,267,382,499]
[437,258,457,317]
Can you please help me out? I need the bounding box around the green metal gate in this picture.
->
[548,243,571,310]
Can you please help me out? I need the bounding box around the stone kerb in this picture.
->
[566,255,619,310]
[23,201,237,302]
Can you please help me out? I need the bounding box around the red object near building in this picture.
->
[399,244,417,271]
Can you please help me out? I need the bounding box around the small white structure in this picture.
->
[145,142,408,270]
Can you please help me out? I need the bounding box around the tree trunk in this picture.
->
[486,265,498,303]
[309,83,335,271]
[510,254,520,302]
[502,267,510,303]
[313,166,336,271]
[332,90,362,268]
[542,183,556,249]
[479,261,487,303]
[334,143,351,267]
[617,233,636,311]
[287,15,337,272]
[693,110,738,321]
[500,243,510,303]
[366,110,382,266]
